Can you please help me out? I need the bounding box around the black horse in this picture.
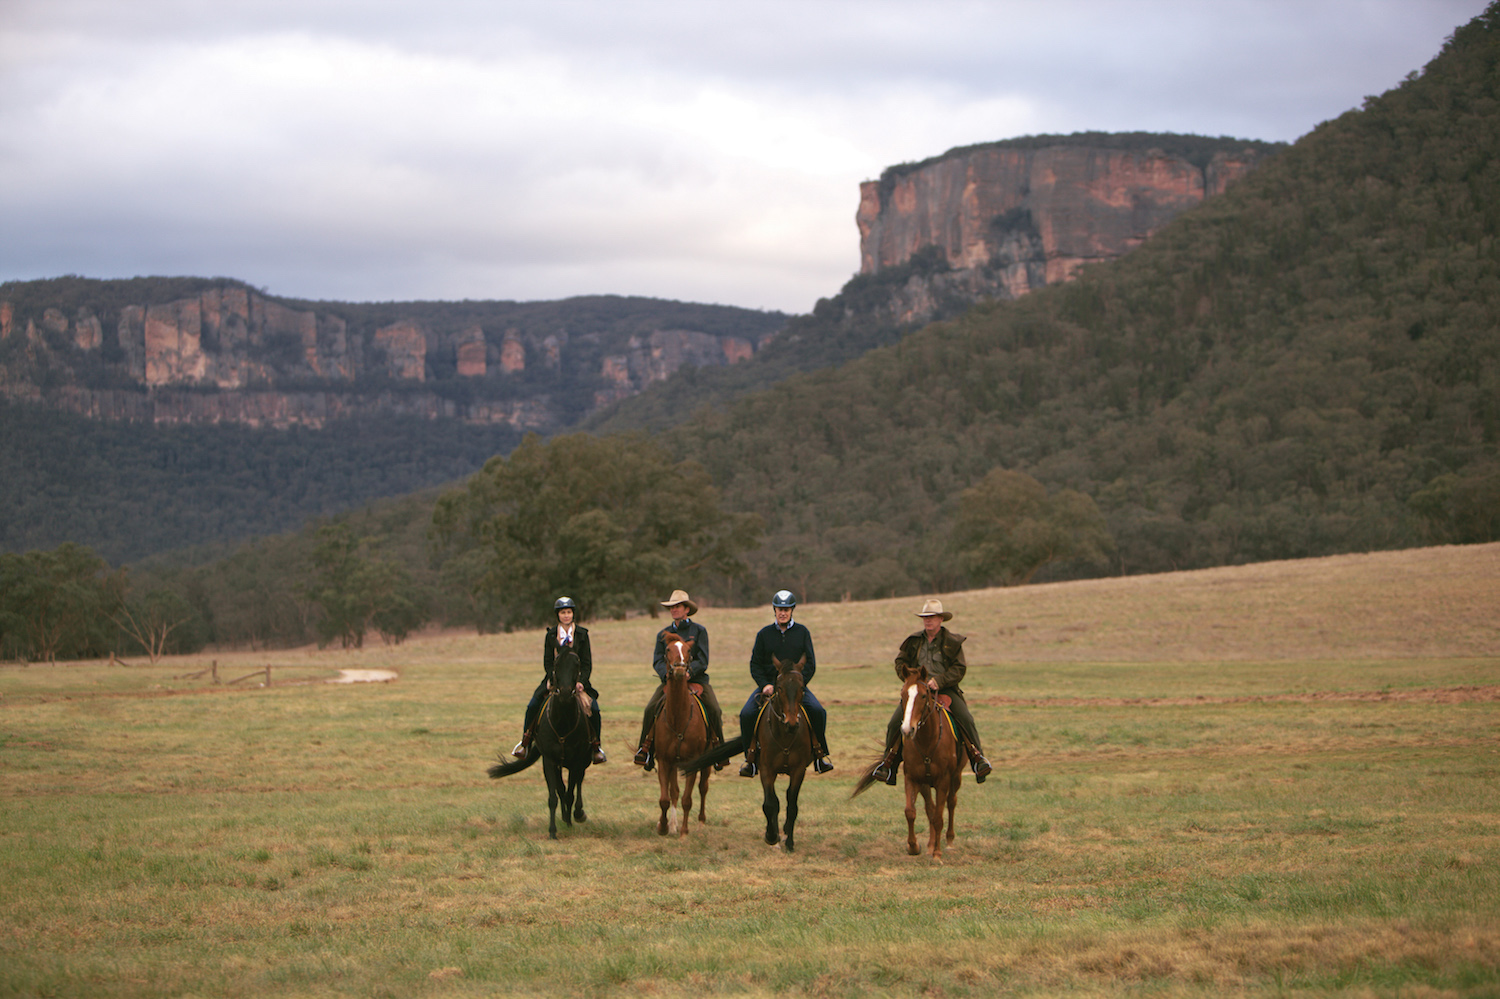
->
[683,655,813,852]
[487,647,593,839]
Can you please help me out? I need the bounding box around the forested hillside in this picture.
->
[641,4,1500,599]
[6,6,1498,655]
[0,402,522,565]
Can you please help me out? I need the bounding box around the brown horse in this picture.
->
[652,635,711,836]
[753,655,814,851]
[896,664,962,858]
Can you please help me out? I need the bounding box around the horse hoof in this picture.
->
[908,844,920,856]
[575,810,587,823]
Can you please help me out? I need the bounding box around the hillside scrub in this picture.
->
[642,3,1500,600]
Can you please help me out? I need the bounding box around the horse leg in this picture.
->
[783,766,806,853]
[945,772,958,845]
[572,766,587,823]
[544,757,561,840]
[904,773,920,856]
[559,763,575,829]
[657,765,672,836]
[923,782,943,859]
[694,766,709,824]
[761,770,780,847]
[680,760,695,837]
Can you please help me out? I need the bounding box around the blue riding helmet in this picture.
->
[554,596,577,614]
[771,589,796,608]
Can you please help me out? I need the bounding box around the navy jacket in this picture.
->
[748,620,816,689]
[653,618,710,683]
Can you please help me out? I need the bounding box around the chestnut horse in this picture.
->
[652,635,711,836]
[487,647,593,840]
[753,655,813,851]
[896,664,962,858]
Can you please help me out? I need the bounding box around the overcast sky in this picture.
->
[0,0,1487,314]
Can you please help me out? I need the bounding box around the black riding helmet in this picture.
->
[553,596,576,616]
[771,589,796,608]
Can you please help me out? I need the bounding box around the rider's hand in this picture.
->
[575,681,585,693]
[762,684,774,696]
[927,679,939,691]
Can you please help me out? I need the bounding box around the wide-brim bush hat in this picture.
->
[661,589,699,615]
[916,598,952,621]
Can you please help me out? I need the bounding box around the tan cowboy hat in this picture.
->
[915,598,952,621]
[661,589,699,615]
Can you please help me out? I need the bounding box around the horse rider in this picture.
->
[513,596,607,765]
[633,589,725,770]
[738,589,834,776]
[871,598,993,784]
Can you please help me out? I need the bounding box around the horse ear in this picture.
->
[794,655,806,673]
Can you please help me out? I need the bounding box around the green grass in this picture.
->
[2,546,1499,996]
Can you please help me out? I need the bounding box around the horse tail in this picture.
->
[487,753,540,779]
[681,735,744,775]
[849,756,887,798]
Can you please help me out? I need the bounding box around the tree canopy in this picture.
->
[431,432,761,629]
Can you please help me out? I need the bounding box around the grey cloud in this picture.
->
[0,0,1488,312]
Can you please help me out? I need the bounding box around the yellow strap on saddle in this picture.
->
[938,703,958,743]
[750,697,809,749]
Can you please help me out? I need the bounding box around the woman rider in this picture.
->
[513,596,607,765]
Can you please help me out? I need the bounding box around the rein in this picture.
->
[544,653,588,744]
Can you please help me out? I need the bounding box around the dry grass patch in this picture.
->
[1,544,1498,997]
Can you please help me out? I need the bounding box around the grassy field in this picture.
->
[2,543,1498,998]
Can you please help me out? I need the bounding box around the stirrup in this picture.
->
[633,745,651,767]
[813,756,834,774]
[592,745,608,764]
[739,759,757,777]
[511,740,528,759]
[971,753,992,783]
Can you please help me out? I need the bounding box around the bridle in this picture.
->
[902,676,938,735]
[544,651,587,742]
[771,668,803,727]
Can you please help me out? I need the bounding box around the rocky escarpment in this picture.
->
[0,279,783,429]
[855,133,1284,323]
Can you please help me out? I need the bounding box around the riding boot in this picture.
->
[967,745,992,783]
[591,740,608,765]
[633,733,654,770]
[738,754,757,777]
[812,735,833,773]
[871,745,900,785]
[710,716,728,770]
[512,729,533,760]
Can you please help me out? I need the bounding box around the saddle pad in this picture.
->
[936,693,952,709]
[688,682,704,696]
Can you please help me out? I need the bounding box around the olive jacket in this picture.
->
[894,627,967,694]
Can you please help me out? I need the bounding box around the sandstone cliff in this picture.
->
[0,279,785,429]
[855,133,1283,323]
